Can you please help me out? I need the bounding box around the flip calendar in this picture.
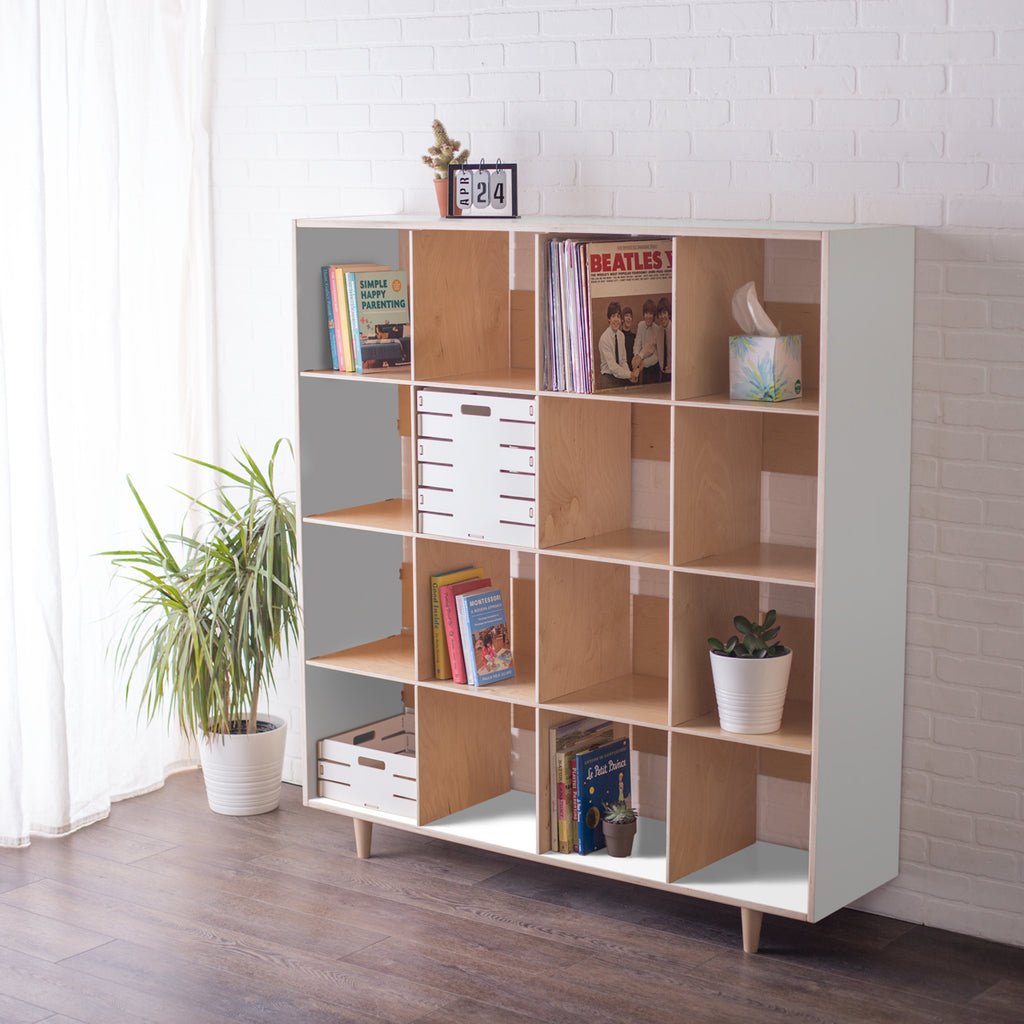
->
[447,160,518,219]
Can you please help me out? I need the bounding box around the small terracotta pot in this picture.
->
[602,818,637,857]
[433,177,460,217]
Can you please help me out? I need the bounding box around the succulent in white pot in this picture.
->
[707,610,792,735]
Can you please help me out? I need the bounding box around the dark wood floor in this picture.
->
[0,771,1022,1024]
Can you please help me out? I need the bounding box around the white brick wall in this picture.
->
[210,1,1024,948]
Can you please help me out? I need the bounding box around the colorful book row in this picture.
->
[430,566,515,686]
[548,717,632,855]
[321,263,410,373]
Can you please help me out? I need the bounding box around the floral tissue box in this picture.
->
[729,334,802,402]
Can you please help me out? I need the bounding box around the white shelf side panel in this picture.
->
[810,226,915,922]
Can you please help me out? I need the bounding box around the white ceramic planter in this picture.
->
[710,650,792,734]
[198,714,287,815]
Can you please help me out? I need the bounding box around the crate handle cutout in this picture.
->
[358,755,387,771]
[352,730,377,746]
[460,403,492,417]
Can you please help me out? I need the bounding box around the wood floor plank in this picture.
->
[66,936,451,1024]
[253,842,722,972]
[618,949,1000,1024]
[969,977,1024,1018]
[138,845,585,974]
[347,936,744,1024]
[0,945,187,1024]
[46,822,178,865]
[0,898,112,962]
[0,990,52,1024]
[0,856,388,963]
[481,858,918,951]
[1,771,1023,1024]
[410,996,552,1024]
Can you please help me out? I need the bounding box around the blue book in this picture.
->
[321,266,339,370]
[575,737,631,855]
[344,270,363,374]
[455,586,514,686]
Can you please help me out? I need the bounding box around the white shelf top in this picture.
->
[296,213,903,239]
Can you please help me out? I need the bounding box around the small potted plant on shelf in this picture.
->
[708,609,792,735]
[601,799,638,858]
[103,440,299,816]
[422,118,469,216]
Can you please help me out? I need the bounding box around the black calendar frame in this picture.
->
[446,162,519,219]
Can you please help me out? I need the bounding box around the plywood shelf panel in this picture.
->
[542,673,669,728]
[675,699,813,754]
[307,631,415,682]
[301,366,413,384]
[419,674,537,705]
[678,390,819,416]
[304,498,414,535]
[540,382,674,405]
[416,367,537,394]
[677,542,816,587]
[543,528,671,567]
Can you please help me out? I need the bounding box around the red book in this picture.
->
[439,577,491,684]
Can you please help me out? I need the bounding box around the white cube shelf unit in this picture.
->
[295,215,915,953]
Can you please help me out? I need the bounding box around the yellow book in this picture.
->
[430,566,484,679]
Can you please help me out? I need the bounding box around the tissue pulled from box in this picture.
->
[731,281,779,336]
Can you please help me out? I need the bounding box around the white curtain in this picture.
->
[0,1,217,845]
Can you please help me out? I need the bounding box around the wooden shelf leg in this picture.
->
[741,907,763,953]
[353,817,373,859]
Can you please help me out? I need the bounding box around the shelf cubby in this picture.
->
[296,223,407,374]
[299,376,412,528]
[537,556,669,728]
[416,689,536,846]
[409,228,535,391]
[668,731,810,915]
[412,536,535,702]
[671,572,814,745]
[538,714,668,881]
[671,403,818,578]
[302,527,413,682]
[671,234,822,406]
[538,395,671,566]
[304,669,411,808]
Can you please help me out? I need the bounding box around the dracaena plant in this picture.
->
[708,609,787,659]
[104,440,299,739]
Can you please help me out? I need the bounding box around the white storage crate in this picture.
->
[317,711,417,819]
[416,388,537,546]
